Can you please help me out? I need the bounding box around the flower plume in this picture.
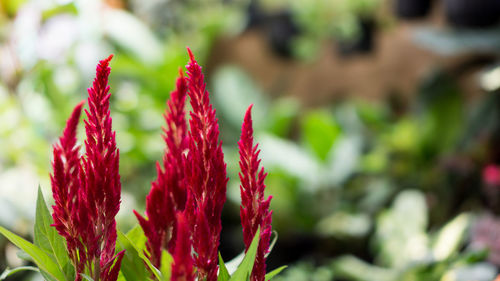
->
[134,70,189,267]
[79,54,124,281]
[51,55,124,281]
[171,211,195,281]
[185,48,228,281]
[51,101,85,271]
[239,105,273,281]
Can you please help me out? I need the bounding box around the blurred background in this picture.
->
[1,0,500,280]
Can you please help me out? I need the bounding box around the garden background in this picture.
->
[1,0,500,280]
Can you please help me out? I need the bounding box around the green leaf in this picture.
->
[118,227,161,280]
[116,272,127,281]
[229,228,260,281]
[264,265,287,280]
[0,226,67,281]
[115,227,149,281]
[218,253,230,281]
[0,266,39,280]
[302,110,341,161]
[159,250,173,281]
[34,186,73,280]
[40,270,59,281]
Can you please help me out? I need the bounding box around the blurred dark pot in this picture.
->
[245,1,266,29]
[395,0,433,19]
[266,10,300,58]
[337,18,375,57]
[444,0,500,28]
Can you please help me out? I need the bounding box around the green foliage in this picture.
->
[228,228,260,281]
[301,110,341,162]
[34,187,75,280]
[115,228,151,281]
[0,187,74,281]
[0,226,66,281]
[117,226,161,281]
[0,266,39,280]
[331,190,486,281]
[218,254,231,281]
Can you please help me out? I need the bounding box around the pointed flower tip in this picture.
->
[104,54,114,63]
[74,100,85,111]
[132,209,142,220]
[186,47,195,63]
[245,104,254,119]
[68,101,84,120]
[242,105,254,135]
[97,54,114,70]
[178,67,185,78]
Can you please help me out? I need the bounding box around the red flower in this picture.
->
[171,211,195,281]
[185,48,228,281]
[51,55,124,281]
[134,70,189,267]
[79,54,124,281]
[238,105,272,281]
[51,101,85,274]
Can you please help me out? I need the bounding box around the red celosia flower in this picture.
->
[78,55,124,281]
[51,101,85,274]
[239,105,272,281]
[171,211,195,281]
[51,55,124,281]
[134,70,189,267]
[185,48,228,281]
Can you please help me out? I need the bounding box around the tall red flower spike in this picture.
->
[134,71,189,267]
[78,55,124,281]
[239,105,273,281]
[171,211,195,281]
[185,48,228,281]
[51,101,86,275]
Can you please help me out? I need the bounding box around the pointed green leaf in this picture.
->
[118,228,161,280]
[229,228,260,281]
[264,266,287,280]
[0,266,39,280]
[34,186,72,280]
[115,228,149,281]
[218,253,230,281]
[0,226,67,281]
